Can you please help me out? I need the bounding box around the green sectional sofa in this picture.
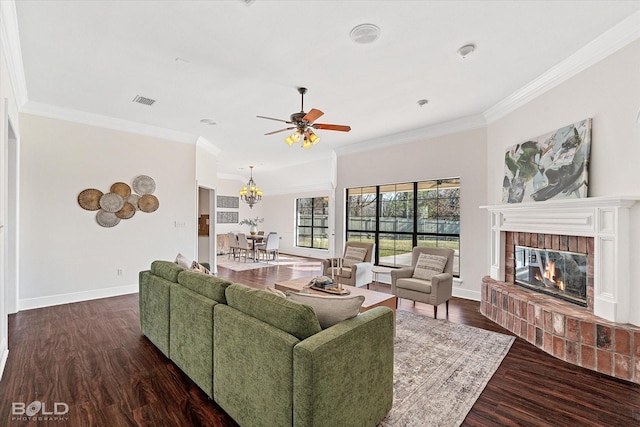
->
[139,260,394,427]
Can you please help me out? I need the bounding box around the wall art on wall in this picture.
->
[217,195,239,209]
[78,175,159,227]
[217,211,239,224]
[502,118,591,204]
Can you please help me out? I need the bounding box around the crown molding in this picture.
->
[335,114,486,157]
[484,10,640,124]
[0,0,28,107]
[216,172,245,182]
[22,101,198,144]
[265,182,333,196]
[196,136,221,156]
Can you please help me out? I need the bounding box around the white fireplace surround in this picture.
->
[482,196,639,324]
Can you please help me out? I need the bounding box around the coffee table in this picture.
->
[274,277,397,322]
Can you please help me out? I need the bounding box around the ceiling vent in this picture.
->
[132,95,156,106]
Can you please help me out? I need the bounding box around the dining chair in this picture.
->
[236,233,253,262]
[227,232,239,260]
[257,232,279,264]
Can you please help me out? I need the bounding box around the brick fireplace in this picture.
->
[481,197,640,383]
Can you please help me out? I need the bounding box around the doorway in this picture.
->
[197,186,216,274]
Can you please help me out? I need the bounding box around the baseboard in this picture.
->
[19,284,138,311]
[453,287,481,301]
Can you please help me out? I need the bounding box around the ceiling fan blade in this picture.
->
[313,123,351,132]
[264,127,295,135]
[257,115,293,124]
[302,108,324,123]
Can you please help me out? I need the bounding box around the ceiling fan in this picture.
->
[257,87,351,148]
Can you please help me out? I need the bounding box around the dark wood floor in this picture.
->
[1,258,639,426]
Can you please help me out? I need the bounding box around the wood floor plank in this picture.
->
[0,258,638,426]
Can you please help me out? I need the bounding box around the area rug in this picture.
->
[380,310,515,427]
[215,254,319,272]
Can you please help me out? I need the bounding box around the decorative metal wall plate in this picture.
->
[132,175,156,195]
[78,188,103,211]
[115,202,136,219]
[110,182,132,198]
[139,194,159,212]
[96,210,120,227]
[127,194,141,210]
[99,192,125,213]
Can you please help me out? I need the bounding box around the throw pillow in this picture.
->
[175,253,191,269]
[342,246,368,268]
[413,253,448,281]
[190,260,212,275]
[286,292,365,329]
[264,286,286,298]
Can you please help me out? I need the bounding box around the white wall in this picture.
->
[336,127,488,300]
[486,40,640,324]
[0,19,20,379]
[18,114,197,309]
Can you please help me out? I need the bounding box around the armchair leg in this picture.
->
[434,305,437,319]
[446,300,449,316]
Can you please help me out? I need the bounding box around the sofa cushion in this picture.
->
[343,246,368,268]
[225,284,321,340]
[396,277,432,293]
[287,292,365,329]
[177,270,233,304]
[151,260,184,283]
[326,266,352,279]
[175,253,191,269]
[265,286,287,298]
[413,253,447,281]
[190,260,212,275]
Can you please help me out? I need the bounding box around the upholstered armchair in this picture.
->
[390,247,455,318]
[322,241,375,288]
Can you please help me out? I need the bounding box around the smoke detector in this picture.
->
[350,24,381,44]
[457,44,476,59]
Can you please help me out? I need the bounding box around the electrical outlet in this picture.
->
[175,221,186,228]
[117,268,123,276]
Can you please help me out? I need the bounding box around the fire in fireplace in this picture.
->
[514,246,587,306]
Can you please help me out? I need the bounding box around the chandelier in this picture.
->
[239,165,263,209]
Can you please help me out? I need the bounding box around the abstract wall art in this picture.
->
[502,118,591,204]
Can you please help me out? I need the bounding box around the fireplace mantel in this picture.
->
[481,196,639,323]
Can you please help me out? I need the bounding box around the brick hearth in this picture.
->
[481,274,640,384]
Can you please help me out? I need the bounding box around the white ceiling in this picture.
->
[12,0,640,177]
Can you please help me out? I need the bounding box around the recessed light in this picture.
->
[350,23,381,44]
[200,119,217,125]
[417,99,429,107]
[457,44,476,59]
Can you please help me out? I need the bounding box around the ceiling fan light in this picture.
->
[302,139,313,149]
[308,131,320,144]
[284,135,295,146]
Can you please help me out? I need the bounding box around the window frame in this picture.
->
[295,196,329,250]
[346,178,460,276]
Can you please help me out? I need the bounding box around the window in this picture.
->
[346,178,460,276]
[296,197,329,249]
